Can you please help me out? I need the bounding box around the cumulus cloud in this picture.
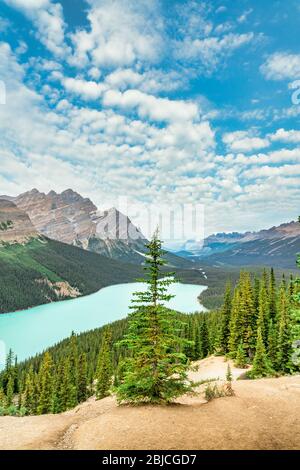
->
[103,89,199,123]
[1,1,300,235]
[4,0,69,57]
[243,164,300,179]
[69,0,163,68]
[0,41,216,218]
[105,68,187,94]
[222,131,270,152]
[62,77,107,100]
[270,128,300,144]
[261,53,300,80]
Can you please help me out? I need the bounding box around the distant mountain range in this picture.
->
[173,221,300,269]
[0,190,298,313]
[0,189,191,269]
[1,189,299,270]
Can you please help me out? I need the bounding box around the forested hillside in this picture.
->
[0,238,142,314]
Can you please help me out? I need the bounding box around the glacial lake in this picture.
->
[0,282,207,367]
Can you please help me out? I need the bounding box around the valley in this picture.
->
[0,237,143,314]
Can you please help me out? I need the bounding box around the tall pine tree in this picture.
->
[116,231,195,404]
[95,327,113,399]
[220,282,232,354]
[37,352,54,414]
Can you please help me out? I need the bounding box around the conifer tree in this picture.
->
[68,332,79,399]
[199,316,210,358]
[276,285,292,372]
[257,278,269,345]
[32,371,39,414]
[3,349,14,393]
[116,232,195,404]
[228,285,241,356]
[267,319,278,367]
[52,359,64,413]
[0,387,5,407]
[289,275,294,299]
[249,327,274,378]
[253,276,260,314]
[226,363,233,382]
[95,327,112,400]
[290,254,300,351]
[78,353,88,403]
[37,352,54,415]
[184,319,195,358]
[240,272,256,357]
[234,340,247,368]
[269,268,277,321]
[225,363,234,396]
[61,357,78,410]
[193,325,201,359]
[220,282,232,354]
[6,374,14,407]
[23,366,35,415]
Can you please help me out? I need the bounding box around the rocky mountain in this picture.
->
[0,199,39,244]
[175,221,300,269]
[3,189,191,268]
[10,189,147,263]
[13,188,99,246]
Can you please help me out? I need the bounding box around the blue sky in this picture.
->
[0,0,300,236]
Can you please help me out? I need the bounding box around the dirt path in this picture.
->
[0,357,299,450]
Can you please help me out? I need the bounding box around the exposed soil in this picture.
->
[0,356,299,450]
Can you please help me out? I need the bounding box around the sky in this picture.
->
[0,0,300,238]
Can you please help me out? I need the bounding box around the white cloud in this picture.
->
[4,0,69,57]
[1,0,300,237]
[243,164,300,179]
[69,0,163,69]
[237,9,253,24]
[62,77,107,100]
[270,128,300,144]
[174,33,254,71]
[103,89,199,123]
[216,6,227,14]
[5,0,49,8]
[105,69,143,90]
[88,67,101,80]
[222,131,270,152]
[105,68,186,94]
[261,53,300,80]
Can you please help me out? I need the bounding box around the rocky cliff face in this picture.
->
[12,189,147,262]
[14,189,98,247]
[0,199,39,244]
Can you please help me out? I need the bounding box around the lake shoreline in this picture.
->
[0,282,208,367]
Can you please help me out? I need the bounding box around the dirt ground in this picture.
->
[0,356,299,450]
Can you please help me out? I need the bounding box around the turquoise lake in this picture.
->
[0,282,207,367]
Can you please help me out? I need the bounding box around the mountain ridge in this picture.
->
[174,220,300,269]
[1,189,192,268]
